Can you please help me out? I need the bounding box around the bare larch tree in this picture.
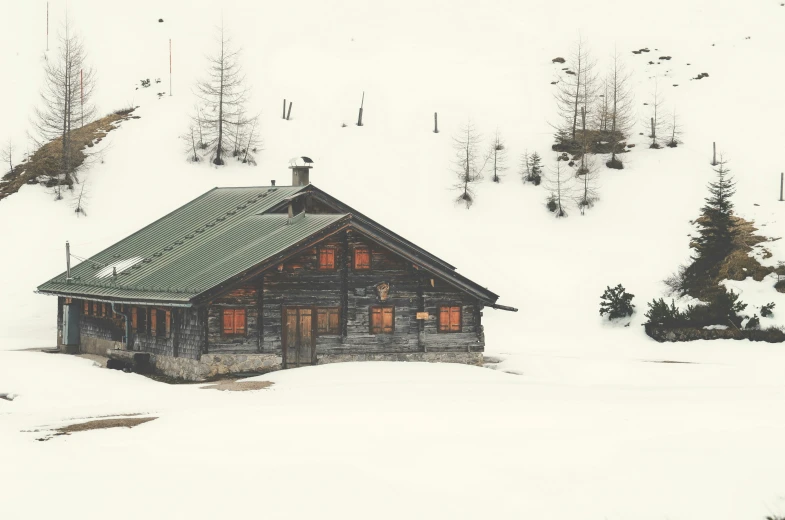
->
[553,36,598,145]
[575,155,599,215]
[606,50,635,168]
[192,22,252,166]
[452,120,489,208]
[1,138,13,176]
[33,16,96,197]
[545,156,572,217]
[666,108,683,147]
[646,78,666,148]
[489,129,508,183]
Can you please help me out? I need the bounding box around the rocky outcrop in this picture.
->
[644,324,785,343]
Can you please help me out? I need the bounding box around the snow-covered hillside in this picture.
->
[1,1,784,519]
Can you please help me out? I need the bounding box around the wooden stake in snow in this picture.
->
[287,101,292,120]
[780,172,784,201]
[357,91,364,126]
[80,69,84,127]
[712,141,717,166]
[283,99,286,119]
[434,112,439,133]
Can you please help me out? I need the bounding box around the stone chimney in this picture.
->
[289,157,314,186]
[290,165,312,186]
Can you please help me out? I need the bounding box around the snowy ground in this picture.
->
[1,1,785,518]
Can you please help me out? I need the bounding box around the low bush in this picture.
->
[644,288,747,328]
[761,302,775,317]
[745,314,760,330]
[599,284,635,320]
[644,298,687,327]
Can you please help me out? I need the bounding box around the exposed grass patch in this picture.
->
[34,415,156,441]
[0,107,139,201]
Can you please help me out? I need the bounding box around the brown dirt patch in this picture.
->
[56,416,156,434]
[200,380,274,392]
[0,107,138,201]
[644,360,697,364]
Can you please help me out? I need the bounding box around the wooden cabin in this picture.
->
[37,164,515,380]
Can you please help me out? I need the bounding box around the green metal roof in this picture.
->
[38,186,348,303]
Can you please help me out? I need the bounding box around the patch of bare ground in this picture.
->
[644,360,697,364]
[0,107,139,201]
[200,380,274,392]
[33,415,156,441]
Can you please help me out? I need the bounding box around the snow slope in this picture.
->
[1,1,785,519]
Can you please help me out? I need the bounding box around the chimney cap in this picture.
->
[288,156,314,168]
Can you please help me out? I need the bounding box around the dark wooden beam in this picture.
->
[340,230,349,339]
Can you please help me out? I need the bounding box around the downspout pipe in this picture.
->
[111,302,132,350]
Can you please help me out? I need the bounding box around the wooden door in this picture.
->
[284,307,314,367]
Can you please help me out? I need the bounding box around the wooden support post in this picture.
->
[417,277,425,351]
[712,141,717,166]
[340,231,349,340]
[283,99,286,119]
[286,101,292,120]
[356,91,364,126]
[172,309,180,358]
[650,117,655,145]
[257,278,264,352]
[780,172,784,201]
[433,112,439,133]
[201,306,209,356]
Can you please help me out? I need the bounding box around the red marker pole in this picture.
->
[169,39,172,96]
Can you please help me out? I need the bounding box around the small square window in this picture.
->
[370,306,394,334]
[222,308,247,336]
[316,308,340,335]
[438,306,462,333]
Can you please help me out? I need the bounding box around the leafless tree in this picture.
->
[452,120,489,208]
[241,115,262,165]
[489,129,508,183]
[574,156,600,215]
[666,108,683,147]
[191,22,253,166]
[646,78,666,148]
[1,138,13,176]
[606,50,636,167]
[553,36,598,145]
[594,78,610,132]
[72,180,89,217]
[32,15,96,190]
[545,157,572,217]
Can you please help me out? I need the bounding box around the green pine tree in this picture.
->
[683,157,737,295]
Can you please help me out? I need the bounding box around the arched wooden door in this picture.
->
[283,307,315,368]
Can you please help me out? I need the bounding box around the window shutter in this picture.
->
[131,307,138,330]
[382,307,394,333]
[371,307,382,333]
[151,309,157,336]
[328,309,339,334]
[165,310,172,337]
[83,300,89,314]
[317,308,329,334]
[450,307,461,332]
[234,309,246,335]
[355,248,370,269]
[439,307,449,332]
[319,248,335,269]
[223,309,234,335]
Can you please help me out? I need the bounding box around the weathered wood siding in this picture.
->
[255,230,483,356]
[206,286,260,353]
[133,307,202,360]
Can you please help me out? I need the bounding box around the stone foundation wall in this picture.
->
[316,352,483,366]
[151,353,282,381]
[148,351,483,381]
[81,336,124,356]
